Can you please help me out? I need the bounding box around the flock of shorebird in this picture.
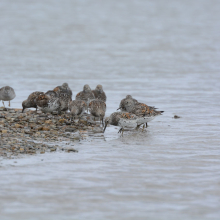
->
[0,83,163,135]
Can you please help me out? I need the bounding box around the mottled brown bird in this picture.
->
[123,99,164,129]
[92,84,106,102]
[76,84,95,110]
[89,99,106,126]
[103,112,138,136]
[36,94,61,114]
[69,100,87,120]
[53,83,72,99]
[53,83,72,112]
[22,91,44,113]
[117,95,138,111]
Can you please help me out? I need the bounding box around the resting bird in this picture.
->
[36,93,61,114]
[58,92,71,112]
[76,84,95,110]
[53,84,72,112]
[45,90,58,98]
[53,82,72,99]
[117,95,138,111]
[0,86,16,107]
[69,100,87,120]
[88,100,106,126]
[92,84,107,102]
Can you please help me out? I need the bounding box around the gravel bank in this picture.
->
[0,107,102,159]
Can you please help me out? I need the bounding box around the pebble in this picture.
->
[64,147,78,153]
[92,127,104,133]
[65,127,77,132]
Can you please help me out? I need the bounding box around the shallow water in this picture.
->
[0,0,220,219]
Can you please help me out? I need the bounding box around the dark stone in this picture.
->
[65,127,77,132]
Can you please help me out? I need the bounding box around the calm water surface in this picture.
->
[0,0,220,219]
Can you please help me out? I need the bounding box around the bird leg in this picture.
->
[2,101,5,107]
[121,128,124,137]
[99,117,103,127]
[118,128,124,136]
[118,128,123,133]
[9,101,10,107]
[136,124,141,130]
[146,123,148,127]
[142,124,145,132]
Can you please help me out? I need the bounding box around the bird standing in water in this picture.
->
[123,99,164,129]
[103,112,138,136]
[89,99,106,126]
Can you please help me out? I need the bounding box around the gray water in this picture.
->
[0,0,220,219]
